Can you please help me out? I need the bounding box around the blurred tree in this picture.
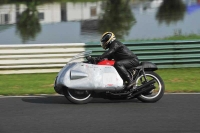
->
[0,0,8,5]
[3,0,98,4]
[98,0,136,40]
[156,0,186,25]
[16,0,41,43]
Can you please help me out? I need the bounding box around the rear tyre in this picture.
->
[63,89,93,104]
[136,71,165,103]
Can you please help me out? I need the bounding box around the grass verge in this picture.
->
[157,68,200,93]
[125,34,200,42]
[0,73,58,96]
[0,68,200,95]
[0,67,199,95]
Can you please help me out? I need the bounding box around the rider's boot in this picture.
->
[127,80,136,90]
[124,78,136,91]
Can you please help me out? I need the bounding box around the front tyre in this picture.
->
[136,71,165,103]
[63,89,93,104]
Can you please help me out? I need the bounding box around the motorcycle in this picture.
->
[54,51,165,104]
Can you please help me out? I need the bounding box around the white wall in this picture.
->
[0,4,16,25]
[37,3,61,23]
[66,2,102,21]
[0,3,62,25]
[0,2,103,24]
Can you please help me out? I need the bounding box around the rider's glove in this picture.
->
[94,57,101,63]
[86,56,101,64]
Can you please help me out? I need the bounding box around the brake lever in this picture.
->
[86,56,92,61]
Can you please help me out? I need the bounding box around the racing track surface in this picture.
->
[0,94,200,133]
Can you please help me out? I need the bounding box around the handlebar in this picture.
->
[86,56,97,64]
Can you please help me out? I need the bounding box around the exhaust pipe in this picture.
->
[134,79,155,91]
[110,79,156,96]
[130,83,156,98]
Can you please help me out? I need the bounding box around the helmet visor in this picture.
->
[101,41,107,49]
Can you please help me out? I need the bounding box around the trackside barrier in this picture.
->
[0,40,200,74]
[0,43,85,74]
[86,40,200,68]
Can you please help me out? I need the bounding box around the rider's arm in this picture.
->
[107,54,114,60]
[99,42,119,60]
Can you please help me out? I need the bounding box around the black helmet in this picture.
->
[100,32,116,49]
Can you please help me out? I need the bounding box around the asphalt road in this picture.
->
[0,94,200,133]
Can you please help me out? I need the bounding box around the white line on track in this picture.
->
[0,93,200,98]
[0,94,62,98]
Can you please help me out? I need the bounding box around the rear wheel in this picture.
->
[136,71,165,103]
[63,89,93,104]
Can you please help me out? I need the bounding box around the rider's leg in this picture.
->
[114,59,139,90]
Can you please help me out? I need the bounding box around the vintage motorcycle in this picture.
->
[54,51,165,104]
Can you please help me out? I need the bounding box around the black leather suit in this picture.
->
[99,40,140,83]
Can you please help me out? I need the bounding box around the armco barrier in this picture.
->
[86,40,200,68]
[0,43,85,74]
[0,40,200,74]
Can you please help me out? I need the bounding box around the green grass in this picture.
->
[162,34,200,40]
[157,68,200,93]
[0,73,58,96]
[125,34,200,42]
[0,68,200,95]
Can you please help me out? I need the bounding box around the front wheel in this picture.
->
[63,88,93,104]
[136,71,165,103]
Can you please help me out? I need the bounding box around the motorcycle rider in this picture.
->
[94,32,140,91]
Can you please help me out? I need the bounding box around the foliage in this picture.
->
[16,0,41,43]
[156,0,186,25]
[0,0,9,5]
[98,0,136,39]
[0,0,101,5]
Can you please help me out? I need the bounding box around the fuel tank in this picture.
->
[55,62,124,92]
[97,59,115,66]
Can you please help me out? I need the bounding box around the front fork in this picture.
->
[131,67,148,84]
[141,67,148,82]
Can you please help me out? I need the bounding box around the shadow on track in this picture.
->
[21,95,141,104]
[21,96,70,104]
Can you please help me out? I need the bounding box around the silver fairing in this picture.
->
[55,62,124,92]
